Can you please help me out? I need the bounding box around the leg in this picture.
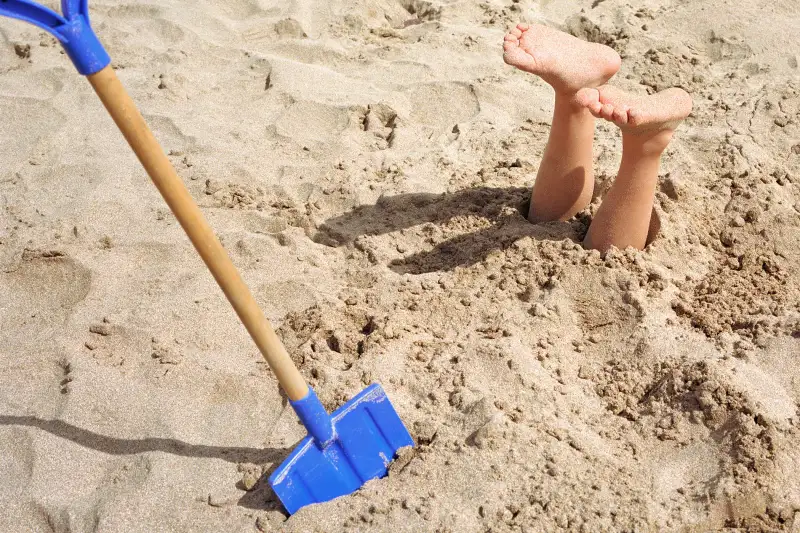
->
[503,23,621,222]
[577,86,693,252]
[583,133,668,251]
[529,94,596,223]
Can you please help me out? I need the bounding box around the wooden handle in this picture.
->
[87,65,309,401]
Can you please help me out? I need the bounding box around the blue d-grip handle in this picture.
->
[0,0,110,75]
[290,387,336,448]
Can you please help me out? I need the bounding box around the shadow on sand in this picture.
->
[0,414,291,512]
[313,186,589,274]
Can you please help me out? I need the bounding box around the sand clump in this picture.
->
[1,0,799,532]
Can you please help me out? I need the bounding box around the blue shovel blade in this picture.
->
[269,383,414,514]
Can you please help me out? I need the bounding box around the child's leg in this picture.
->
[576,86,693,252]
[529,95,596,223]
[503,23,621,223]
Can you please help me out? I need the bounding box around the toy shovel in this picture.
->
[0,0,414,514]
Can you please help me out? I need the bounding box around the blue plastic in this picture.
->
[0,0,110,75]
[289,387,336,447]
[272,383,415,514]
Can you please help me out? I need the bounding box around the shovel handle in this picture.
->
[87,65,309,401]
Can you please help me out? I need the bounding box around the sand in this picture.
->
[1,0,799,531]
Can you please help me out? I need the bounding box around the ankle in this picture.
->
[622,130,674,156]
[555,91,594,115]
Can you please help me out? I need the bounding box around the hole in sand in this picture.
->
[361,317,378,335]
[326,334,340,353]
[645,207,661,247]
[516,196,531,218]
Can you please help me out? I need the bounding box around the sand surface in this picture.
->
[1,0,799,531]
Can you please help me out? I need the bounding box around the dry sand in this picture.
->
[1,0,799,531]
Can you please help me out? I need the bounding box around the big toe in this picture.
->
[503,41,531,66]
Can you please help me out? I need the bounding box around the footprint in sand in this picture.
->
[1,251,92,333]
[35,455,153,533]
[705,31,753,64]
[274,101,350,145]
[406,82,480,130]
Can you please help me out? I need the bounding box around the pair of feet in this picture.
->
[502,23,692,252]
[503,23,692,141]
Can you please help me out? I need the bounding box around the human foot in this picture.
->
[576,85,692,137]
[503,23,621,94]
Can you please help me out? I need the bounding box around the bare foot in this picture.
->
[576,85,693,137]
[503,23,621,94]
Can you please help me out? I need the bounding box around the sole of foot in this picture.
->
[576,85,693,135]
[503,23,621,94]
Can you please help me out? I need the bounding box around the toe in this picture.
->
[517,23,530,31]
[600,104,615,120]
[612,106,629,125]
[510,27,523,38]
[613,114,629,128]
[588,101,603,116]
[503,46,531,67]
[504,34,518,42]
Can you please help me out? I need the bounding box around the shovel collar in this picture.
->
[290,387,336,448]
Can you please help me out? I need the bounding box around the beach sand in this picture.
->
[1,0,799,531]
